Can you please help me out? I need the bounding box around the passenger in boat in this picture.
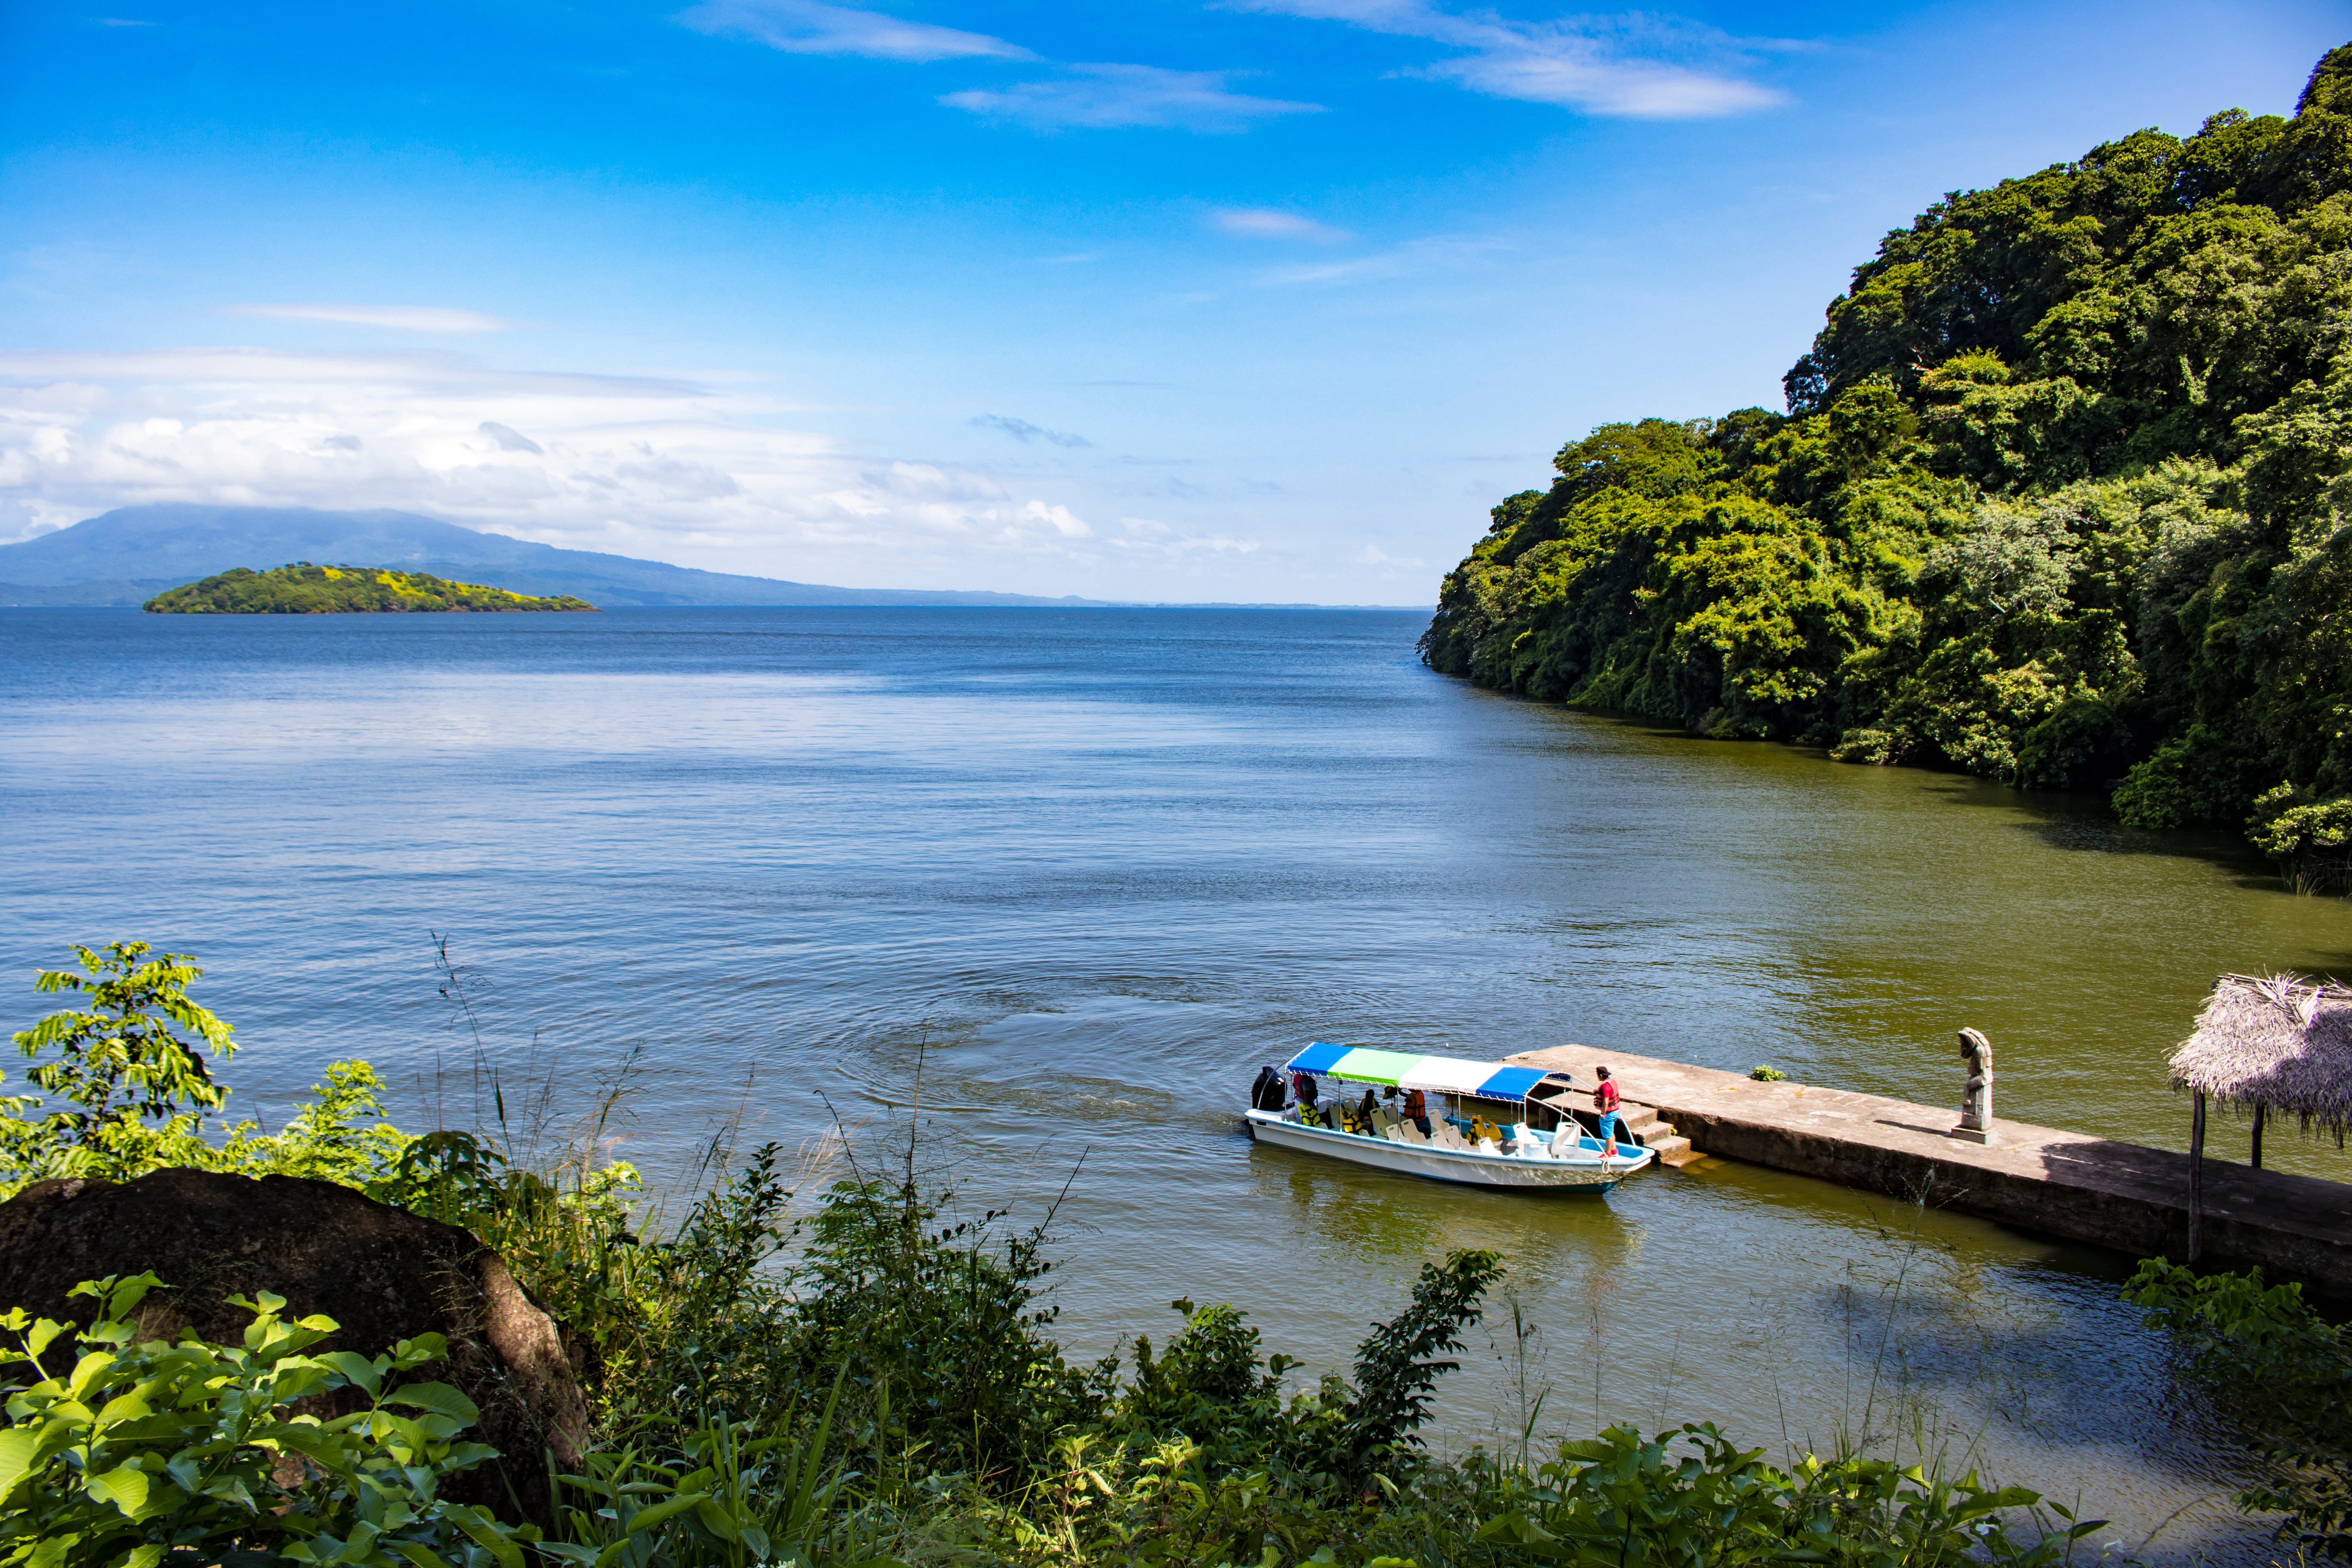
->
[1593,1067,1622,1156]
[1401,1088,1431,1138]
[1355,1089,1379,1131]
[1294,1072,1320,1119]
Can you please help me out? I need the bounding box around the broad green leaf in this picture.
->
[94,1389,153,1424]
[83,1463,151,1518]
[67,1351,118,1402]
[318,1351,383,1396]
[623,1490,710,1535]
[386,1383,479,1424]
[450,1505,524,1568]
[0,1429,42,1497]
[693,1496,742,1543]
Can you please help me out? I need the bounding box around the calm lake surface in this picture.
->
[7,605,2351,1558]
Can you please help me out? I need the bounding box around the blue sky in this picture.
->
[1,0,2345,602]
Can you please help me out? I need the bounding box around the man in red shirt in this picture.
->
[1594,1066,1623,1156]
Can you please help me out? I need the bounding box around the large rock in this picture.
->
[0,1168,590,1522]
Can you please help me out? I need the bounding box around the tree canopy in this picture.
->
[1422,43,2352,889]
[145,563,595,613]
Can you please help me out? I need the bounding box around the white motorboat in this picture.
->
[1243,1042,1653,1192]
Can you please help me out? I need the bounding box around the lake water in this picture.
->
[6,605,2350,1559]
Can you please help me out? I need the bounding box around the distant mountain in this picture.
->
[0,504,1121,608]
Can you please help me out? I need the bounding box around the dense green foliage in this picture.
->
[0,944,411,1198]
[1424,44,2352,887]
[145,564,594,614]
[2129,1258,2352,1559]
[5,945,2112,1566]
[0,1273,534,1568]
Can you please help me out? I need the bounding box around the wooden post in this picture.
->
[2252,1103,2266,1170]
[2188,1092,2207,1264]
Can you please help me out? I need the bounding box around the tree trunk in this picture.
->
[2252,1103,2265,1170]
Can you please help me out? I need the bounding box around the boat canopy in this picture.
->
[1280,1043,1566,1102]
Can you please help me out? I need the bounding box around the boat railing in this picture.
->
[1270,1100,1639,1163]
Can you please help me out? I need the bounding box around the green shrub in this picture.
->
[2127,1258,2352,1558]
[0,1272,535,1568]
[1,944,414,1200]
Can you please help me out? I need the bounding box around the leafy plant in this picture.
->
[1,943,236,1189]
[1474,1423,2098,1568]
[1339,1249,1505,1478]
[0,1272,536,1568]
[2128,1257,2352,1557]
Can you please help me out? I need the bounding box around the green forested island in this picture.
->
[1425,45,2352,889]
[145,562,596,614]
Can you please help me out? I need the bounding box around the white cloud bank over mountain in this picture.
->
[0,345,1127,584]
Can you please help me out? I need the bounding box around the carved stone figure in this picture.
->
[1952,1027,1995,1145]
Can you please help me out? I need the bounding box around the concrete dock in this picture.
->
[1509,1045,2352,1299]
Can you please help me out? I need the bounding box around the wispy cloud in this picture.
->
[676,0,1034,61]
[1114,517,1261,557]
[1231,1,1787,118]
[973,414,1092,448]
[1216,208,1352,241]
[941,63,1323,131]
[228,303,517,333]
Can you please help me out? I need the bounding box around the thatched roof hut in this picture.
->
[2171,973,2352,1143]
[2170,973,2352,1263]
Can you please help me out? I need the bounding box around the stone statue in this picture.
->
[1952,1027,1994,1145]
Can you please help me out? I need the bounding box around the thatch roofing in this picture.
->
[2171,973,2352,1139]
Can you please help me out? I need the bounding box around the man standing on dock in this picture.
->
[1594,1066,1623,1156]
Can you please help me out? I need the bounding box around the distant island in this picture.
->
[146,564,597,614]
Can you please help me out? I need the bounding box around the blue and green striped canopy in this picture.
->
[1280,1042,1565,1102]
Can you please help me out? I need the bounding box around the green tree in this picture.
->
[1422,41,2352,885]
[2,943,235,1187]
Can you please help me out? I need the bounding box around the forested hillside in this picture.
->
[1424,44,2352,889]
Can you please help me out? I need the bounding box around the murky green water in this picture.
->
[5,607,2347,1560]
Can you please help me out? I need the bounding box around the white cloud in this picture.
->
[0,346,1102,572]
[941,63,1323,131]
[676,0,1034,61]
[1114,517,1260,557]
[1215,208,1352,241]
[226,303,518,333]
[1230,1,1786,118]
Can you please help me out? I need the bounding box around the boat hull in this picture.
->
[1244,1111,1648,1191]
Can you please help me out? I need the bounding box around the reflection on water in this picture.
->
[3,604,2344,1561]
